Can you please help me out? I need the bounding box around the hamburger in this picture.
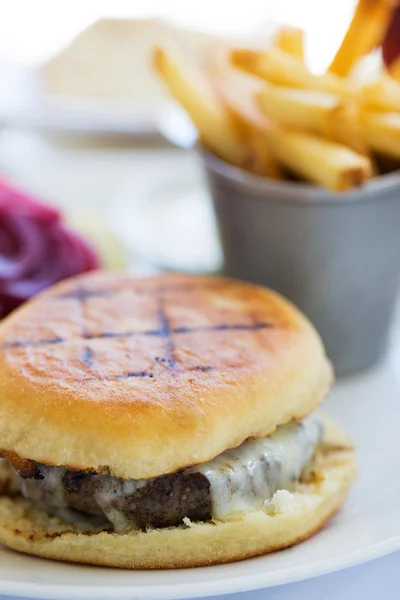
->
[0,271,356,568]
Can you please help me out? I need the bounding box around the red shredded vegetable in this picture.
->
[0,180,100,318]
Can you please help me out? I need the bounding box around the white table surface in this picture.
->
[0,127,397,600]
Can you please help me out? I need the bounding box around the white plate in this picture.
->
[1,324,400,600]
[0,61,163,136]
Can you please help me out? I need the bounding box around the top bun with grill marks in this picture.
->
[0,272,332,480]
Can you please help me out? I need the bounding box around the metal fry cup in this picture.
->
[202,151,400,376]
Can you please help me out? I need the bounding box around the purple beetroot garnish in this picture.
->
[0,180,101,318]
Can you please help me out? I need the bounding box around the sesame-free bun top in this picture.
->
[0,272,332,480]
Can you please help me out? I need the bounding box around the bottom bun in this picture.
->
[0,419,356,569]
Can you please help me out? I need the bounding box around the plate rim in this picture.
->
[0,62,166,135]
[1,537,399,600]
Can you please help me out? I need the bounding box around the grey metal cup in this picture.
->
[202,151,400,376]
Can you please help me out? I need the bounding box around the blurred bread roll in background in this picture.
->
[41,18,222,101]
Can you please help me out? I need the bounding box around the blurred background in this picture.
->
[1,0,400,375]
[0,0,357,68]
[0,0,359,270]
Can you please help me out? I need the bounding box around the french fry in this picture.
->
[268,130,372,191]
[208,65,282,178]
[208,53,370,186]
[153,36,385,191]
[325,101,368,154]
[360,110,400,158]
[211,72,370,188]
[361,72,400,111]
[209,64,370,187]
[328,0,396,77]
[273,26,305,62]
[231,49,262,73]
[232,47,348,95]
[257,86,367,153]
[153,47,244,166]
[258,86,339,132]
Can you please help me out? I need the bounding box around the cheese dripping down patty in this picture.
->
[194,415,323,520]
[10,416,324,531]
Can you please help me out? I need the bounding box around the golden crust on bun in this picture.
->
[0,272,332,480]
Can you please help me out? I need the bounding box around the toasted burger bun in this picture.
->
[0,419,356,568]
[0,271,331,480]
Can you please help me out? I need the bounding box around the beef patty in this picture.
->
[8,463,211,531]
[6,417,323,532]
[64,469,211,529]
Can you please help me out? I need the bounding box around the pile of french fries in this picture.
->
[154,0,400,192]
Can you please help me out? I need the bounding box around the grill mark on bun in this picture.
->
[115,371,154,379]
[155,356,178,369]
[155,297,177,371]
[173,322,272,334]
[0,321,273,379]
[57,289,112,301]
[74,322,274,342]
[75,364,246,382]
[81,347,95,367]
[74,286,90,338]
[0,337,65,350]
[0,275,281,388]
[84,331,136,340]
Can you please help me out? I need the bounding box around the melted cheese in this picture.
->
[94,478,147,533]
[195,416,323,521]
[16,465,68,510]
[12,416,323,529]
